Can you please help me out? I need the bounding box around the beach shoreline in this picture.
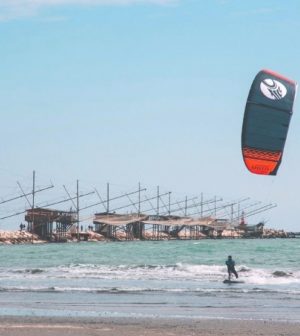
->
[1,240,299,335]
[0,316,299,336]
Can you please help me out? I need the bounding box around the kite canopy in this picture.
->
[241,69,297,175]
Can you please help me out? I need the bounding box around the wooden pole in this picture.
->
[138,182,141,216]
[107,183,110,214]
[32,170,35,243]
[77,179,79,241]
[157,186,159,216]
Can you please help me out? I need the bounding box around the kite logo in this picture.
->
[260,79,287,100]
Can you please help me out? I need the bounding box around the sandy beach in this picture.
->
[0,317,299,336]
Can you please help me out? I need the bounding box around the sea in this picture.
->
[0,239,299,322]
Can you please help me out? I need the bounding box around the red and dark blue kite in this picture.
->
[242,70,297,175]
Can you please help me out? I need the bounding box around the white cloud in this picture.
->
[0,0,177,21]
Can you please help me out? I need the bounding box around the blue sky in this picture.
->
[0,0,300,231]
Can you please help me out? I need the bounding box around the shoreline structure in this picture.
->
[0,224,297,245]
[1,176,296,244]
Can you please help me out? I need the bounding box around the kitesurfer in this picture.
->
[225,255,238,280]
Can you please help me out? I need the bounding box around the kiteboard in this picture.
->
[223,279,244,284]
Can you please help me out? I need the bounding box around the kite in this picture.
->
[242,69,297,175]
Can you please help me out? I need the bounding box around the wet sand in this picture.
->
[0,317,299,336]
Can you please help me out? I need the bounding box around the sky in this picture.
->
[0,0,300,231]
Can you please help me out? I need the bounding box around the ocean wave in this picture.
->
[239,266,251,272]
[1,264,300,286]
[0,285,300,296]
[272,270,293,277]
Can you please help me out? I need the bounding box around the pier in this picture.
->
[0,172,288,243]
[25,208,77,241]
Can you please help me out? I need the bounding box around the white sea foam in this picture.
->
[1,263,300,290]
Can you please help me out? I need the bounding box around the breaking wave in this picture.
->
[1,263,300,286]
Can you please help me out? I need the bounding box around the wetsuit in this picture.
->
[226,258,238,279]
